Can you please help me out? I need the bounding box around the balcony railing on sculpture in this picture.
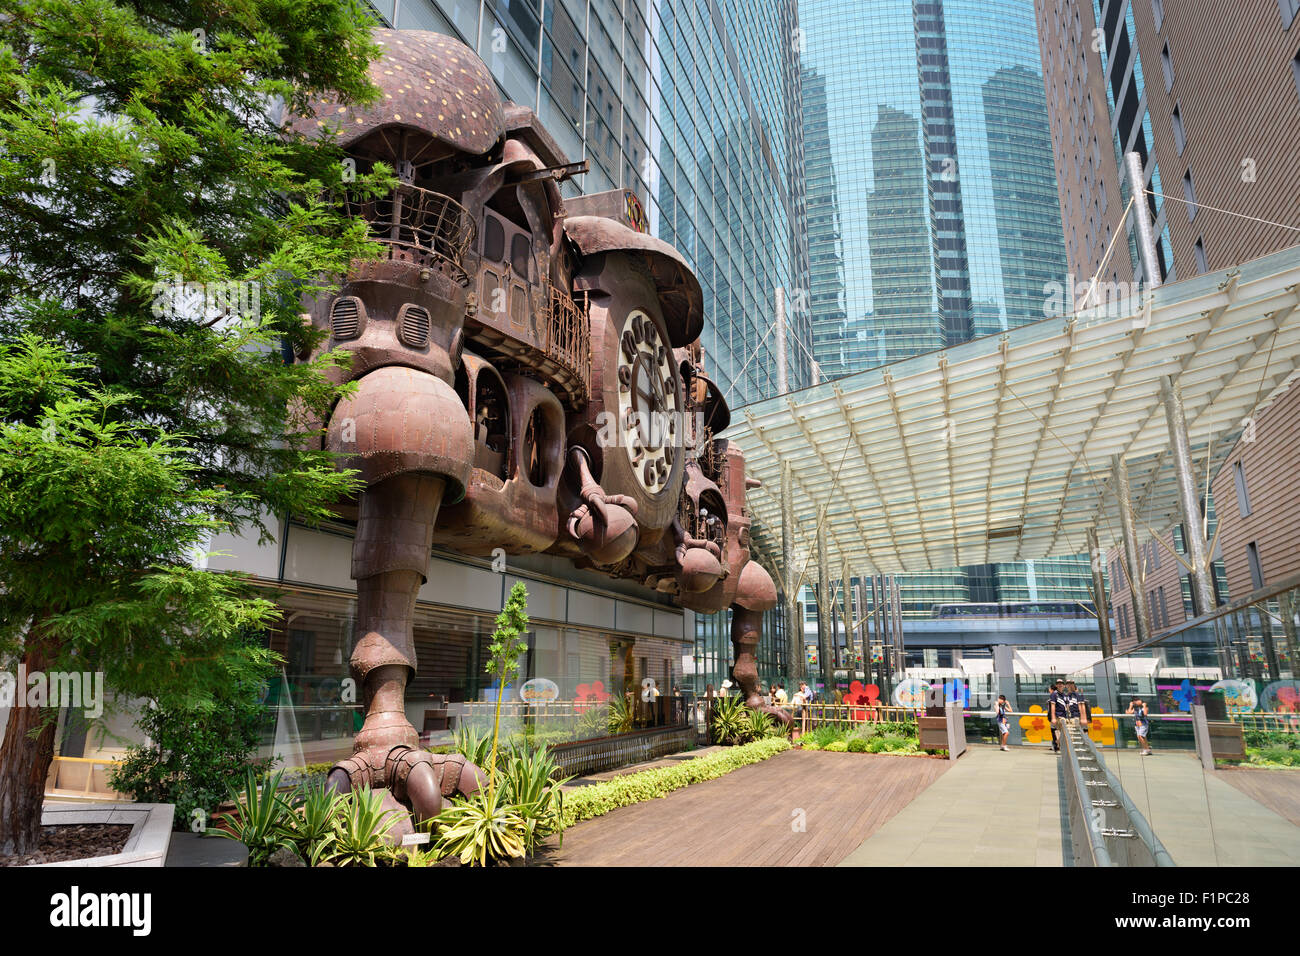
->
[344,185,477,284]
[540,282,591,407]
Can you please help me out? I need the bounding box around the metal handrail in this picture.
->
[344,184,477,280]
[543,282,591,403]
[1067,723,1176,866]
[1061,722,1113,866]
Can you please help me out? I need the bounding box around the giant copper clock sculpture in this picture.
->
[293,30,788,829]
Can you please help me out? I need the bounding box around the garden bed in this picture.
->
[0,824,133,867]
[794,720,929,756]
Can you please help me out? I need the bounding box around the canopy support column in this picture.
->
[841,559,857,681]
[817,518,834,696]
[1162,376,1216,620]
[1113,455,1153,646]
[1087,526,1114,658]
[781,459,805,683]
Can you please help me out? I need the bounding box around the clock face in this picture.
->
[616,309,679,494]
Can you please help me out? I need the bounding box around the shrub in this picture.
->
[110,629,272,831]
[561,738,790,828]
[824,740,848,752]
[846,737,869,753]
[1244,730,1299,751]
[1249,747,1300,768]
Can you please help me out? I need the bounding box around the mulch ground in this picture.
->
[0,823,133,867]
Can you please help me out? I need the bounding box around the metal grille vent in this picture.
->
[397,304,431,348]
[331,297,363,340]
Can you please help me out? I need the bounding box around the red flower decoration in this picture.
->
[844,681,880,720]
[1277,686,1300,713]
[575,680,610,706]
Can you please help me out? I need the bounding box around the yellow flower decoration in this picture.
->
[1087,708,1117,746]
[1020,704,1052,743]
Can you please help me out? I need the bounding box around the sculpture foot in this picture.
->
[327,745,487,837]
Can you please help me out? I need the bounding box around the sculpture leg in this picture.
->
[329,472,484,814]
[731,604,792,728]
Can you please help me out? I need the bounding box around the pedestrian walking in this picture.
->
[790,684,809,740]
[1047,680,1065,752]
[1127,698,1152,754]
[1074,684,1092,738]
[995,694,1012,751]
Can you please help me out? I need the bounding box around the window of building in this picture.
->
[1194,237,1208,274]
[1153,0,1165,31]
[1157,586,1169,628]
[1161,43,1174,91]
[1171,103,1185,153]
[1247,541,1265,590]
[1183,170,1197,222]
[1233,460,1252,516]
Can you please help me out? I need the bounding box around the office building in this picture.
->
[1038,0,1300,655]
[800,0,1091,643]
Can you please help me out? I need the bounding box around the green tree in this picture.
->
[0,0,389,855]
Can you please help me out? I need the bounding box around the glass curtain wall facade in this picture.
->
[374,0,812,405]
[358,0,811,692]
[801,0,1092,624]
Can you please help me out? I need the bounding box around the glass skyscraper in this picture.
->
[800,0,1091,620]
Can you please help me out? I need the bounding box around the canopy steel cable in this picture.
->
[1143,189,1300,234]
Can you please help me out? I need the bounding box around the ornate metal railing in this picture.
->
[543,282,591,405]
[344,184,477,283]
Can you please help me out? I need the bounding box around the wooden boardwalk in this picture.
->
[1215,767,1300,828]
[535,749,949,867]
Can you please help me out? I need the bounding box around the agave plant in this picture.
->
[742,707,776,743]
[709,695,747,745]
[499,744,568,852]
[209,768,295,866]
[576,703,609,739]
[433,787,529,866]
[324,788,403,867]
[287,779,344,865]
[607,694,635,735]
[451,722,494,768]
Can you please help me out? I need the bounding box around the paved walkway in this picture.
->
[840,745,1068,867]
[1215,766,1300,828]
[538,749,948,866]
[1103,749,1300,866]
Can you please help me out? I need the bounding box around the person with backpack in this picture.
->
[995,694,1012,751]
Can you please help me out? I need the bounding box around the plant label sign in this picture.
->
[402,832,431,846]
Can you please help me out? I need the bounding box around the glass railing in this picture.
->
[1064,573,1300,866]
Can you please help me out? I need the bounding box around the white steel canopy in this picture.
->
[728,245,1300,576]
